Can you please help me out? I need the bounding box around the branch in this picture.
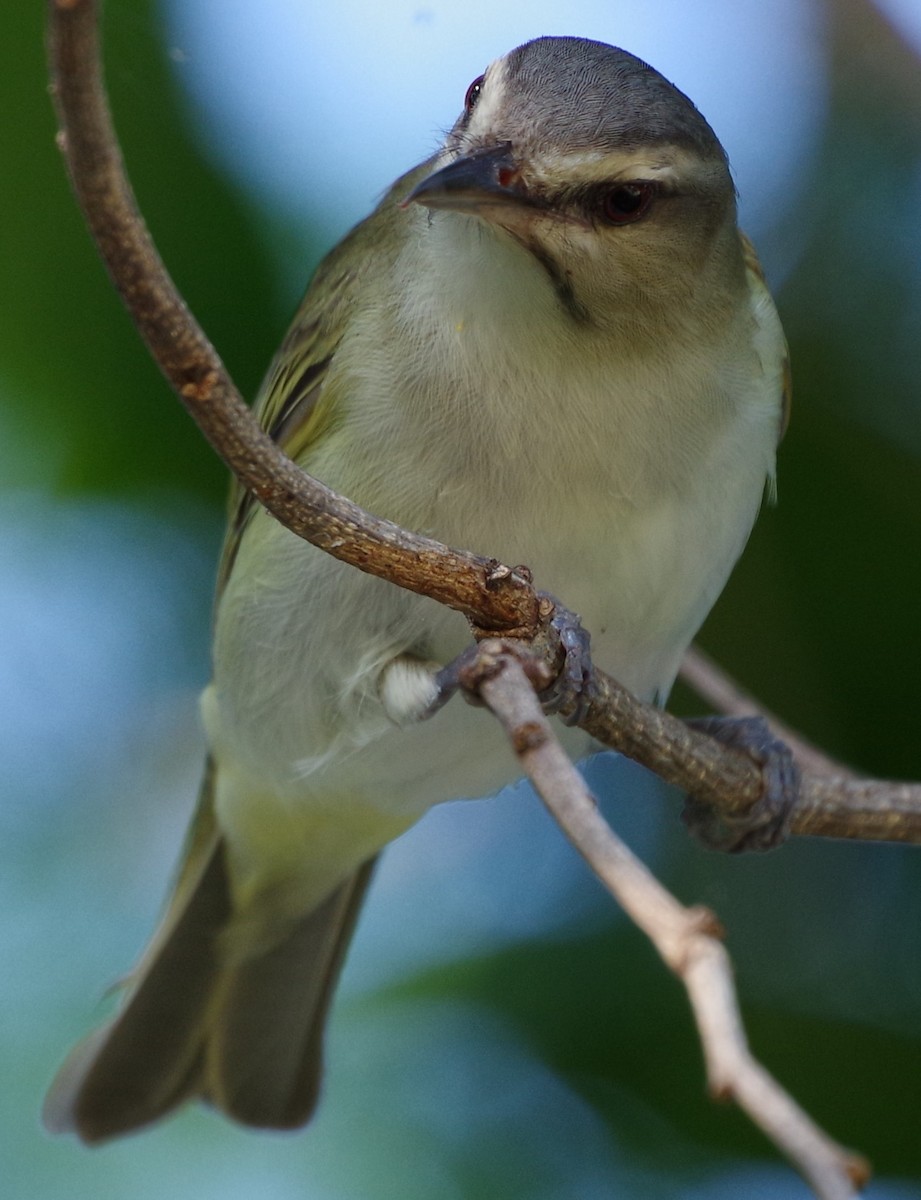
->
[569,662,921,844]
[471,647,871,1200]
[45,0,539,637]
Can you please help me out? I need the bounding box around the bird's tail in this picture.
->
[43,790,374,1143]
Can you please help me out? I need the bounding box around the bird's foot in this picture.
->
[681,715,800,852]
[536,599,594,725]
[422,596,593,723]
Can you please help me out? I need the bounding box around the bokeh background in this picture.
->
[4,1,921,1196]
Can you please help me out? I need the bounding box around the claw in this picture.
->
[539,599,594,725]
[420,648,482,719]
[682,715,801,852]
[420,597,594,725]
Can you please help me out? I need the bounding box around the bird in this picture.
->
[44,34,788,1142]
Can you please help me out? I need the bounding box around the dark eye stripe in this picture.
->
[556,180,661,225]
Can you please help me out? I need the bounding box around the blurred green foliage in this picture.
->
[2,1,287,499]
[5,2,921,1198]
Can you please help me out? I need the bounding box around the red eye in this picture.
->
[601,182,655,224]
[464,74,485,114]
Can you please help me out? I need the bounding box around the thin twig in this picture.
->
[472,647,871,1200]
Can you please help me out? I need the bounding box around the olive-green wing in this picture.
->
[215,160,433,597]
[214,251,352,596]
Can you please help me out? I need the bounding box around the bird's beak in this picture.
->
[404,143,533,216]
